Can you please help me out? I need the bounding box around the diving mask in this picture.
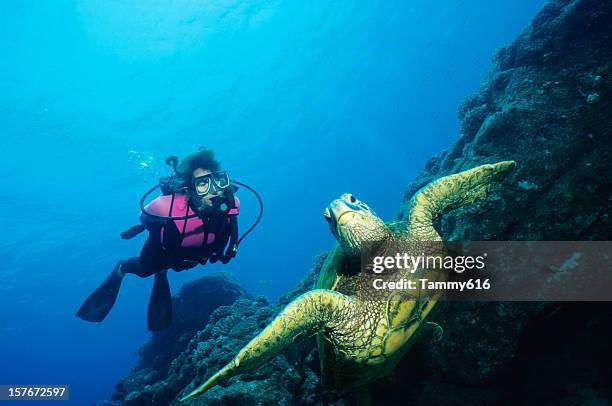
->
[193,171,230,196]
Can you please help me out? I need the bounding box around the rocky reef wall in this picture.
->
[104,0,611,404]
[106,255,346,406]
[385,0,611,403]
[397,0,611,241]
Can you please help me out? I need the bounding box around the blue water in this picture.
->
[0,1,546,404]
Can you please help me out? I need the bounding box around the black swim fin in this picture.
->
[147,271,173,331]
[76,261,124,322]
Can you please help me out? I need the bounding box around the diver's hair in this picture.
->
[174,147,222,189]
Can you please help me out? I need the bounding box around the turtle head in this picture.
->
[324,193,390,257]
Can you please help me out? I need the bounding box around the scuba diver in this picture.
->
[76,147,262,331]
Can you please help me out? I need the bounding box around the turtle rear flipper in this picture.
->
[407,161,516,241]
[414,321,444,346]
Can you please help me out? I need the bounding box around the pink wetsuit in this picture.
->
[141,194,239,256]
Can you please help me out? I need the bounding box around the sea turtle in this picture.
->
[180,161,516,402]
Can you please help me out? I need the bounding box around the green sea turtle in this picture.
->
[180,161,516,401]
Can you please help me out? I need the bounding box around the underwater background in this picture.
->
[0,1,548,404]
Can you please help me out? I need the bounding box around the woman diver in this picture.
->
[76,148,255,331]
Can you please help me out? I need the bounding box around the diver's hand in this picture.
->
[220,243,238,264]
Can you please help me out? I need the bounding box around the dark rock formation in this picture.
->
[109,254,349,406]
[168,253,348,406]
[397,0,611,242]
[111,274,247,404]
[105,0,611,404]
[380,0,611,404]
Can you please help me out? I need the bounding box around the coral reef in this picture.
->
[111,274,247,404]
[398,0,611,243]
[384,0,612,404]
[109,255,348,406]
[105,0,611,404]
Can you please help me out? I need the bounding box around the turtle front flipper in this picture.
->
[406,161,516,241]
[180,289,357,401]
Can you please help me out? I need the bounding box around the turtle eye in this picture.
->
[348,194,356,203]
